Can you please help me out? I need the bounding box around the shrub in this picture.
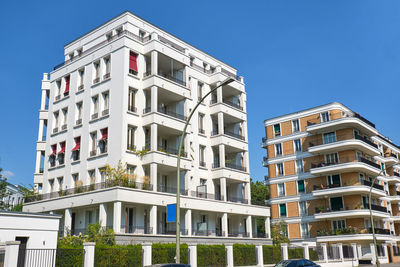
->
[288,247,303,259]
[309,248,319,261]
[197,244,226,267]
[56,248,84,267]
[94,244,142,267]
[152,243,188,264]
[233,244,256,266]
[263,245,281,264]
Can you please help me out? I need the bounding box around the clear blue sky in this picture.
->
[1,0,399,186]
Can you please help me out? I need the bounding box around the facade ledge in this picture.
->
[312,185,386,198]
[127,110,139,117]
[268,193,314,204]
[264,173,314,185]
[53,95,70,105]
[310,161,381,176]
[264,152,312,165]
[127,73,140,80]
[87,152,108,161]
[316,234,393,242]
[384,195,400,203]
[314,209,390,220]
[308,139,380,156]
[261,132,309,147]
[48,164,65,171]
[306,117,378,136]
[91,76,111,88]
[89,114,109,124]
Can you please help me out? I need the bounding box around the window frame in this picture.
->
[321,112,330,123]
[292,119,300,133]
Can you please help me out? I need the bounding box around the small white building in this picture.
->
[0,211,61,249]
[1,182,24,210]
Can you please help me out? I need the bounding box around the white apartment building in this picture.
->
[23,11,270,244]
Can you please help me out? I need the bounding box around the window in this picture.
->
[72,136,81,161]
[102,91,109,116]
[90,132,97,156]
[88,170,95,184]
[278,183,285,197]
[91,95,99,119]
[99,167,106,182]
[332,220,345,230]
[128,88,136,112]
[296,159,304,173]
[64,76,70,96]
[199,145,206,167]
[276,163,284,176]
[99,128,108,154]
[323,132,336,144]
[299,201,307,216]
[294,139,302,152]
[197,82,203,101]
[76,102,83,125]
[72,173,79,187]
[56,80,61,99]
[275,143,283,156]
[127,125,136,150]
[58,141,65,165]
[279,203,287,217]
[297,180,305,193]
[49,179,54,193]
[330,197,343,211]
[129,51,138,75]
[321,112,330,122]
[127,165,135,175]
[327,174,341,187]
[53,111,59,132]
[292,119,300,133]
[273,124,281,136]
[104,56,111,77]
[93,61,100,82]
[325,153,339,165]
[62,108,68,130]
[57,177,64,191]
[300,223,309,238]
[78,69,85,90]
[198,113,205,134]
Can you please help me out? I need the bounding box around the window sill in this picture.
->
[48,164,65,171]
[50,128,67,137]
[198,132,206,138]
[91,77,110,88]
[128,73,140,80]
[89,114,109,124]
[87,152,108,161]
[53,95,70,105]
[71,160,80,165]
[127,110,139,117]
[76,88,85,95]
[74,124,83,129]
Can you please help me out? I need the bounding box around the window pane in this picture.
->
[298,180,305,192]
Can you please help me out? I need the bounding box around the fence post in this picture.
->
[83,242,95,267]
[256,244,263,267]
[321,243,328,263]
[357,244,362,259]
[337,243,344,262]
[225,243,233,267]
[383,243,388,262]
[4,241,20,267]
[370,243,376,265]
[351,243,357,260]
[281,243,288,260]
[303,243,309,260]
[142,242,152,267]
[188,243,197,267]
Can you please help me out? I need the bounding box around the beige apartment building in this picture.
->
[263,102,400,263]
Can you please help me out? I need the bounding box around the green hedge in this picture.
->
[197,244,226,267]
[233,244,256,266]
[309,248,319,261]
[56,248,84,267]
[262,245,281,264]
[94,245,142,267]
[288,247,303,259]
[152,243,188,264]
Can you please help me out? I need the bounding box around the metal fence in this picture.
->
[342,245,354,259]
[17,248,84,267]
[327,245,341,260]
[309,246,322,261]
[0,250,4,267]
[288,244,303,259]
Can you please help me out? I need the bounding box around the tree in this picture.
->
[250,178,270,234]
[0,168,11,210]
[11,184,36,211]
[271,220,290,245]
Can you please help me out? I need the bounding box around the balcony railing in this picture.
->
[222,99,243,110]
[91,113,98,120]
[61,124,67,131]
[227,196,248,204]
[158,36,185,53]
[385,152,398,158]
[368,228,391,235]
[75,119,82,126]
[25,180,154,203]
[307,112,376,128]
[121,225,152,234]
[212,162,220,169]
[143,107,151,114]
[355,135,378,148]
[224,131,245,140]
[228,231,250,238]
[157,146,187,157]
[93,77,100,84]
[396,191,400,196]
[210,99,218,105]
[157,107,187,121]
[102,109,109,116]
[199,128,205,134]
[225,162,247,172]
[211,130,218,136]
[90,150,97,157]
[311,157,380,170]
[157,184,188,195]
[189,62,215,75]
[363,203,388,213]
[78,84,84,91]
[308,134,377,149]
[188,190,221,201]
[52,127,58,134]
[103,73,110,80]
[128,106,137,113]
[362,179,384,190]
[158,72,186,86]
[394,172,400,177]
[199,161,206,167]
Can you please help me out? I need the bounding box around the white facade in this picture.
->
[24,11,270,243]
[0,211,61,249]
[1,183,24,210]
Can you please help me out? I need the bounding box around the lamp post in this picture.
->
[369,168,386,267]
[175,77,235,263]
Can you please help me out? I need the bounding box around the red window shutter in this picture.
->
[72,137,81,151]
[129,52,138,72]
[58,142,66,154]
[50,145,57,156]
[65,76,70,93]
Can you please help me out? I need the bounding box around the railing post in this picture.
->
[351,243,358,260]
[281,243,288,260]
[321,243,328,263]
[226,243,233,267]
[83,242,95,267]
[357,244,362,259]
[4,241,20,267]
[142,242,152,267]
[337,243,344,262]
[256,244,263,267]
[188,243,197,267]
[303,243,310,260]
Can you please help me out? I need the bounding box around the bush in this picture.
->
[197,244,226,267]
[58,235,84,248]
[309,248,319,261]
[288,247,303,259]
[263,245,281,264]
[94,244,142,267]
[152,243,188,264]
[56,248,84,267]
[233,244,256,266]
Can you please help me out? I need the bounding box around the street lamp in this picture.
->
[175,77,235,263]
[369,168,386,267]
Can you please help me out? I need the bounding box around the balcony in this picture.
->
[222,99,243,111]
[199,161,206,167]
[227,195,248,204]
[312,181,385,198]
[362,179,384,190]
[225,162,247,172]
[157,146,187,158]
[157,107,187,121]
[310,157,381,176]
[121,225,152,235]
[224,131,245,141]
[157,184,188,195]
[91,113,98,120]
[314,205,389,220]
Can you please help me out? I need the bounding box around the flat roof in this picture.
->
[0,210,62,219]
[64,10,237,71]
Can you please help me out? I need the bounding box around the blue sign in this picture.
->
[167,204,176,223]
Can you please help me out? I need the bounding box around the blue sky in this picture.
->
[1,0,400,186]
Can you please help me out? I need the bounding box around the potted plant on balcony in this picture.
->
[316,206,324,213]
[74,180,83,194]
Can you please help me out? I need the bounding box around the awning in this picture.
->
[64,76,70,93]
[129,52,138,72]
[58,142,66,154]
[50,145,57,156]
[100,128,108,141]
[72,138,81,152]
